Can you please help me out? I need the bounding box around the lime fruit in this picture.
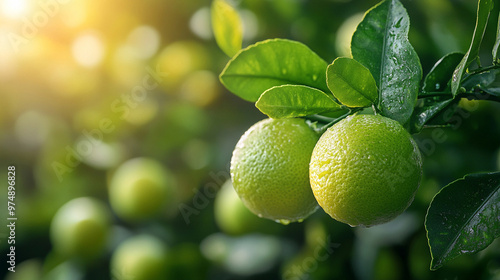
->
[230,118,319,224]
[110,234,168,280]
[335,13,364,57]
[50,197,111,259]
[214,180,281,235]
[109,157,177,222]
[309,114,422,227]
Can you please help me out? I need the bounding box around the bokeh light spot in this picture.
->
[180,70,220,107]
[335,13,364,57]
[189,7,212,40]
[2,0,28,19]
[241,9,258,41]
[126,25,161,59]
[72,31,105,68]
[79,140,125,170]
[123,97,159,126]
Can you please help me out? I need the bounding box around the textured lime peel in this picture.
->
[310,114,422,227]
[231,118,319,223]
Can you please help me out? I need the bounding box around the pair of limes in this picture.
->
[230,114,422,227]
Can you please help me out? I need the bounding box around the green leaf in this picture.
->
[219,39,329,102]
[409,98,454,133]
[493,12,500,64]
[425,172,500,270]
[463,68,500,97]
[220,39,328,102]
[463,68,500,92]
[451,0,494,96]
[255,85,344,119]
[211,0,243,57]
[351,0,422,125]
[326,57,378,108]
[422,52,464,93]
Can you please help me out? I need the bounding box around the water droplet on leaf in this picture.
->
[395,17,403,28]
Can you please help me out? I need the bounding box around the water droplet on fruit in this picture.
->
[312,74,318,81]
[277,219,290,225]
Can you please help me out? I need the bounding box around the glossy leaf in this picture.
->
[409,99,454,133]
[211,0,243,57]
[256,85,343,119]
[220,39,329,102]
[351,0,422,125]
[462,68,500,96]
[425,172,500,270]
[451,0,494,96]
[422,52,463,93]
[493,12,500,63]
[326,57,378,107]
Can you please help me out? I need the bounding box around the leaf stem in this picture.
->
[457,91,500,103]
[466,64,500,76]
[307,114,336,123]
[418,91,453,98]
[314,108,362,134]
[422,124,452,129]
[418,90,500,103]
[461,64,500,85]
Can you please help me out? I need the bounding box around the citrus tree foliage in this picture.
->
[213,0,500,270]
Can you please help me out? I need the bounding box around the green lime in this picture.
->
[50,197,111,259]
[231,118,319,224]
[109,157,176,222]
[310,114,422,227]
[110,234,168,280]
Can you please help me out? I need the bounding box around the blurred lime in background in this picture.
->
[110,234,169,280]
[108,157,178,222]
[214,180,283,235]
[50,197,111,260]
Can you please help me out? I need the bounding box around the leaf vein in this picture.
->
[222,73,326,92]
[333,73,372,102]
[439,180,500,261]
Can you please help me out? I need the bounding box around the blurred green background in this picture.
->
[0,0,499,279]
